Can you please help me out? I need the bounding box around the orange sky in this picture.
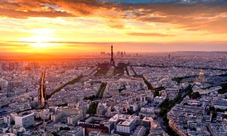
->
[0,0,227,53]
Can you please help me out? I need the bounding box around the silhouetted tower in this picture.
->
[38,71,46,107]
[109,45,116,67]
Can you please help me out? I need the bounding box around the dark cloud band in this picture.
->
[0,0,226,34]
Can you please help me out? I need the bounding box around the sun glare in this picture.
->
[32,41,52,48]
[21,35,57,48]
[18,28,61,49]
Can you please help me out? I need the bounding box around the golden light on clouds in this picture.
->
[0,0,226,53]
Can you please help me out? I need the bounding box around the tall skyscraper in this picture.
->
[109,45,115,67]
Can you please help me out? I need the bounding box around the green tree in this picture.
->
[86,101,99,114]
[189,92,201,99]
[140,115,144,119]
[51,131,58,136]
[60,127,70,130]
[159,108,167,116]
[10,120,15,125]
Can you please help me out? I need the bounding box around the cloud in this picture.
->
[0,9,73,18]
[128,32,174,36]
[114,2,227,33]
[0,0,227,34]
[0,0,73,18]
[0,42,29,47]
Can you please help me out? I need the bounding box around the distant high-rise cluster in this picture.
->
[100,52,106,56]
[100,48,126,58]
[116,51,126,57]
[0,62,39,71]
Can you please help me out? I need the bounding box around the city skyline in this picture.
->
[0,0,227,54]
[1,1,227,134]
[1,51,227,136]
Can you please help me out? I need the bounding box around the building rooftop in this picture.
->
[16,112,34,117]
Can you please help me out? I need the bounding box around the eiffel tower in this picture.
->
[109,45,115,67]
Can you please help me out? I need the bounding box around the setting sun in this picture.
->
[18,28,61,48]
[32,41,52,48]
[21,35,58,48]
[0,0,226,54]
